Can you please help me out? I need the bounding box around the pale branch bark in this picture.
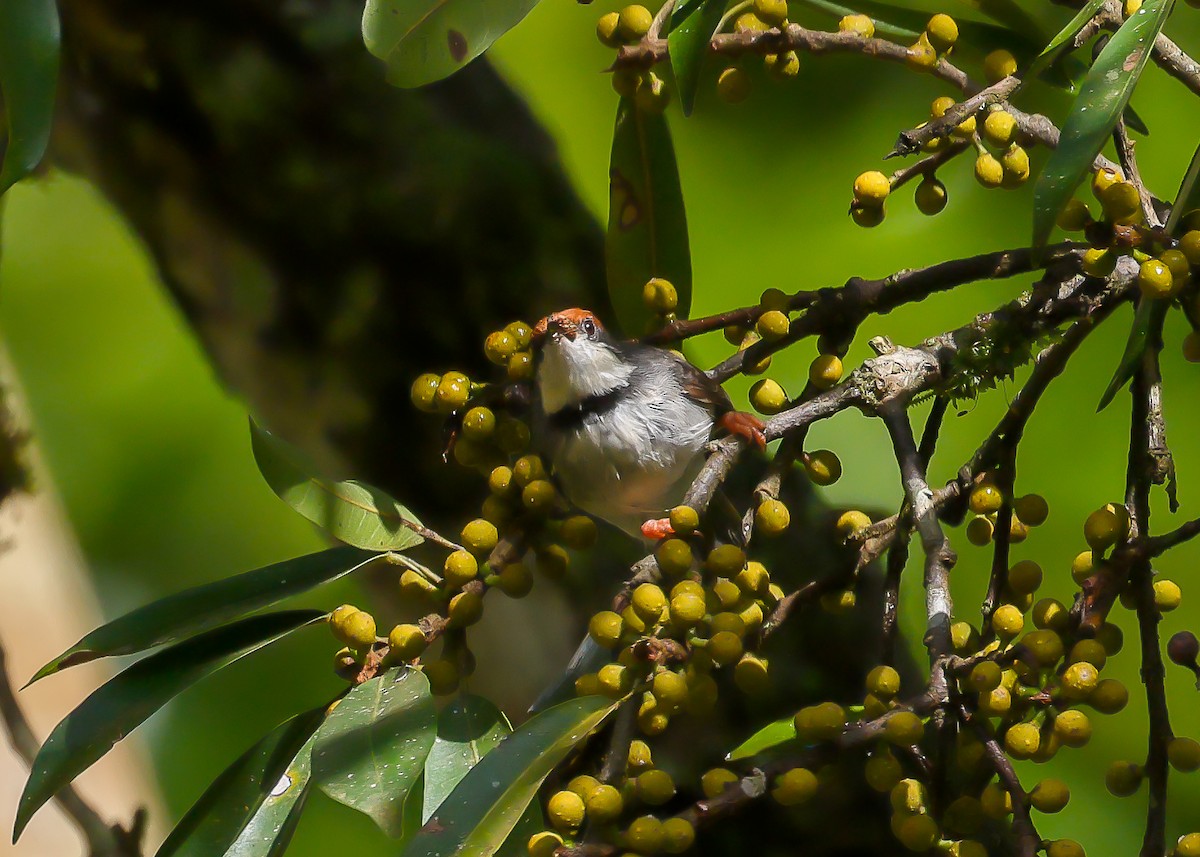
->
[889,75,1021,159]
[1152,31,1200,98]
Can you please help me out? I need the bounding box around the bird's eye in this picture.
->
[582,317,596,337]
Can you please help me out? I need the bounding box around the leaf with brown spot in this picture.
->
[362,0,541,88]
[605,99,692,337]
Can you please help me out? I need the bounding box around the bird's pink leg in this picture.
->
[640,517,675,540]
[719,411,767,449]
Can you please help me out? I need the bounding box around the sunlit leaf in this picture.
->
[406,696,617,857]
[156,706,328,857]
[0,0,59,196]
[1032,0,1175,250]
[668,0,727,116]
[362,0,540,89]
[726,716,798,760]
[14,611,323,842]
[1097,298,1167,411]
[312,667,436,838]
[1165,140,1200,233]
[250,419,426,551]
[423,695,511,822]
[30,546,376,685]
[606,98,691,337]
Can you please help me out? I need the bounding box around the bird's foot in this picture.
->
[640,517,675,540]
[719,411,767,450]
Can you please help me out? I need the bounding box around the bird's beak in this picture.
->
[531,317,550,349]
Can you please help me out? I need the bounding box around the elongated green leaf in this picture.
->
[30,546,376,685]
[1027,0,1106,79]
[423,695,511,822]
[250,420,426,551]
[14,611,323,842]
[1032,0,1175,250]
[406,696,617,857]
[727,716,797,761]
[362,0,540,89]
[157,706,327,857]
[312,667,436,838]
[668,0,727,116]
[606,99,691,337]
[0,0,59,196]
[1097,298,1167,411]
[1166,141,1200,233]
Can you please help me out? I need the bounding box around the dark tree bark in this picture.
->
[50,0,607,514]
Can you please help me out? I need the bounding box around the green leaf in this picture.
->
[1026,0,1106,79]
[30,546,376,685]
[14,611,323,842]
[668,0,727,116]
[250,419,426,552]
[726,716,798,760]
[1097,298,1167,411]
[1031,0,1176,250]
[406,696,617,857]
[1165,140,1200,233]
[156,706,327,857]
[0,0,59,196]
[312,666,436,838]
[606,99,691,337]
[361,0,541,89]
[423,695,511,822]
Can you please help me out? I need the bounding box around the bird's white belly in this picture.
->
[550,396,711,534]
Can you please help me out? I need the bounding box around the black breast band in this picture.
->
[547,386,627,431]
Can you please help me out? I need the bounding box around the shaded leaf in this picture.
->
[362,0,540,89]
[157,706,327,857]
[1097,298,1167,411]
[312,667,436,838]
[0,0,59,196]
[1026,0,1106,79]
[251,419,426,551]
[668,0,727,116]
[406,696,617,857]
[1165,140,1200,233]
[423,695,511,822]
[30,546,376,685]
[14,611,323,842]
[1032,0,1175,250]
[606,98,691,337]
[726,716,797,761]
[1123,103,1149,136]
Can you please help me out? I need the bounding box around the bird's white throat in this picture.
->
[537,337,633,413]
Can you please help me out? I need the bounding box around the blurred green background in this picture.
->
[3,2,1200,853]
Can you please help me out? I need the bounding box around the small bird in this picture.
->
[531,308,766,539]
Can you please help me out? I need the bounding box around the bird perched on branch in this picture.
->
[531,308,766,539]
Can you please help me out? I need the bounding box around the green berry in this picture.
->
[632,583,668,622]
[435,371,471,413]
[1047,840,1085,857]
[668,505,699,535]
[521,479,557,515]
[914,178,948,215]
[1004,722,1040,759]
[864,752,902,792]
[866,664,901,698]
[701,767,738,798]
[527,831,563,857]
[991,604,1024,638]
[461,518,499,555]
[1052,709,1091,747]
[1023,629,1064,666]
[983,48,1017,82]
[424,659,460,695]
[589,611,624,648]
[753,0,788,26]
[709,630,744,665]
[585,783,623,822]
[750,378,788,415]
[716,67,750,103]
[1089,678,1129,714]
[1029,778,1070,813]
[625,816,665,854]
[1007,559,1043,594]
[1060,661,1100,700]
[894,814,939,851]
[966,515,994,546]
[706,544,746,576]
[755,498,791,536]
[660,818,695,854]
[655,538,693,576]
[643,277,678,313]
[1056,198,1091,231]
[559,515,598,550]
[1168,736,1200,772]
[448,590,484,627]
[1105,760,1143,797]
[495,561,533,597]
[884,711,924,746]
[635,768,676,805]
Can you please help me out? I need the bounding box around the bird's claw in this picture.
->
[640,517,675,540]
[719,411,768,450]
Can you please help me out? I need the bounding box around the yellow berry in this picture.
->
[444,549,479,588]
[755,498,791,536]
[1177,835,1200,857]
[461,518,499,555]
[974,153,1004,188]
[527,831,563,857]
[764,50,800,79]
[1169,737,1200,772]
[1060,661,1100,700]
[701,767,738,798]
[864,751,902,792]
[410,373,441,412]
[1091,166,1125,198]
[1081,247,1117,278]
[906,34,938,71]
[967,661,1002,693]
[660,818,695,854]
[838,13,874,37]
[1154,578,1182,611]
[734,654,770,694]
[655,538,693,577]
[642,277,678,313]
[836,509,872,537]
[448,590,484,627]
[969,483,1003,514]
[435,371,471,413]
[547,790,586,831]
[668,505,699,535]
[1139,259,1176,299]
[804,449,842,486]
[1181,230,1200,265]
[716,66,750,103]
[854,170,891,207]
[706,544,746,576]
[851,204,885,228]
[709,630,744,665]
[1004,722,1040,759]
[596,11,622,47]
[1057,198,1091,231]
[330,606,377,647]
[914,178,948,215]
[894,813,939,851]
[757,309,790,341]
[794,701,846,741]
[1047,840,1086,857]
[588,611,624,648]
[1101,181,1142,223]
[983,49,1017,83]
[1007,559,1043,594]
[625,816,665,853]
[617,4,653,40]
[771,767,818,805]
[1105,760,1143,797]
[884,711,924,746]
[753,0,788,27]
[925,14,958,52]
[809,354,843,389]
[982,109,1017,147]
[635,768,676,805]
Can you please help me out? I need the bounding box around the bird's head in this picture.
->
[532,309,631,413]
